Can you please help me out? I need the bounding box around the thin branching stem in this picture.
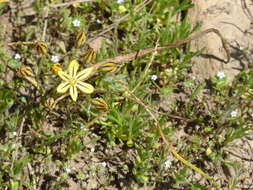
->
[124,86,221,190]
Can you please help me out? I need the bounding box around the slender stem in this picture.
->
[131,39,159,93]
[124,87,221,190]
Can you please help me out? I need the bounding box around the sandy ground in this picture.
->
[188,0,253,188]
[188,0,253,81]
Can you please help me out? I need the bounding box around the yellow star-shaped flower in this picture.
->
[57,60,94,101]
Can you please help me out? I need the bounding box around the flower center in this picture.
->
[69,78,77,86]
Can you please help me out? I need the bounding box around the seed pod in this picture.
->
[36,41,47,55]
[83,46,96,64]
[75,31,86,48]
[51,63,62,76]
[98,62,118,73]
[91,98,108,111]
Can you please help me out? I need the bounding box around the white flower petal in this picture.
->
[68,60,79,77]
[151,75,157,81]
[51,55,59,63]
[70,86,78,101]
[57,82,70,93]
[58,71,71,81]
[76,81,94,94]
[72,19,81,27]
[164,160,172,169]
[230,110,238,117]
[76,67,93,81]
[217,72,225,79]
[14,53,21,60]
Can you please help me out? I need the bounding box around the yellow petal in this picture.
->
[68,60,79,77]
[76,81,94,94]
[70,86,78,101]
[58,71,71,81]
[57,81,70,93]
[76,67,94,81]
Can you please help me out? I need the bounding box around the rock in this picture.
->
[188,0,253,81]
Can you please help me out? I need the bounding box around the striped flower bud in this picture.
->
[51,63,62,76]
[98,62,118,73]
[91,98,108,111]
[83,46,96,64]
[36,41,47,55]
[75,31,86,48]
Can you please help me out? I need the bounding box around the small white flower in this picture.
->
[117,0,124,3]
[151,75,157,81]
[192,76,196,80]
[195,125,201,130]
[80,124,85,129]
[96,19,102,23]
[90,147,95,152]
[51,55,59,63]
[251,113,253,118]
[216,71,225,79]
[14,53,21,60]
[101,162,107,167]
[164,160,172,169]
[13,132,17,136]
[65,167,71,173]
[230,110,238,118]
[72,19,81,27]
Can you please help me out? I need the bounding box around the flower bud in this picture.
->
[98,62,118,73]
[51,63,62,76]
[36,41,47,55]
[75,31,86,48]
[83,46,96,64]
[91,98,108,111]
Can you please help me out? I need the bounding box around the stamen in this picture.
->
[69,78,77,86]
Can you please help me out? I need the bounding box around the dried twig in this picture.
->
[53,93,69,108]
[42,8,49,41]
[91,28,231,71]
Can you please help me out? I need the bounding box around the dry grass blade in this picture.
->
[49,0,96,8]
